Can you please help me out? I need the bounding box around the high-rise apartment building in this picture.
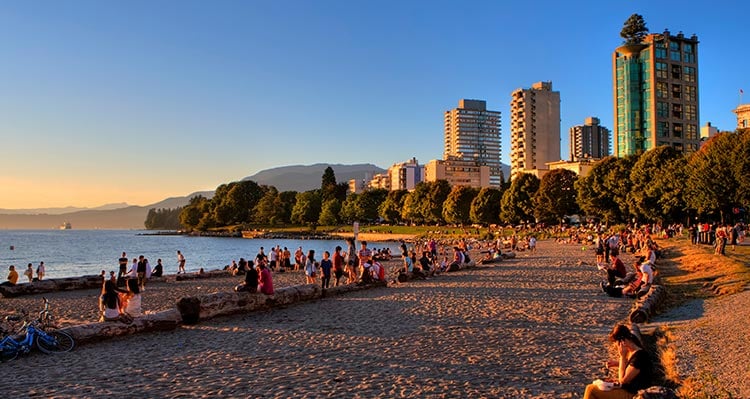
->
[387,158,423,191]
[613,30,700,156]
[509,81,561,180]
[444,99,502,186]
[569,117,610,161]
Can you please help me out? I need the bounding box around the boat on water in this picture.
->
[59,222,72,230]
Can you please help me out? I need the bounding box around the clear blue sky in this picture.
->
[1,0,747,208]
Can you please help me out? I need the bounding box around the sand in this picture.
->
[1,241,638,398]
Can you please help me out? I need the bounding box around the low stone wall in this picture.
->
[0,275,104,298]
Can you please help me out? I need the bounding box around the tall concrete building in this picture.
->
[443,99,502,186]
[387,157,423,191]
[613,30,700,156]
[509,81,561,180]
[569,117,610,161]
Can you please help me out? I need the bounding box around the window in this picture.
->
[685,105,697,120]
[657,102,669,117]
[655,62,668,79]
[657,121,669,137]
[672,104,683,119]
[683,66,696,82]
[671,50,681,61]
[683,53,695,63]
[669,41,680,50]
[672,84,682,99]
[672,64,681,79]
[685,85,696,102]
[686,124,698,140]
[673,143,684,152]
[673,123,683,138]
[657,82,669,98]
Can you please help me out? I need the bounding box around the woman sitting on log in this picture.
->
[121,278,142,318]
[583,324,654,399]
[99,280,128,322]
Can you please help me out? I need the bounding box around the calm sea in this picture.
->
[0,230,402,279]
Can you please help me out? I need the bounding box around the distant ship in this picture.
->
[59,222,72,230]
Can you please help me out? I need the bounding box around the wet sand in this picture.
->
[2,241,635,398]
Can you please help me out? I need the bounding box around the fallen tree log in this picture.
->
[0,275,103,298]
[176,281,387,324]
[174,270,228,281]
[629,285,667,324]
[59,308,182,344]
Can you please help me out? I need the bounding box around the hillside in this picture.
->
[243,163,385,192]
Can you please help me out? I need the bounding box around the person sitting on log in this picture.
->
[1,265,18,286]
[121,278,142,318]
[258,261,274,295]
[359,259,374,285]
[99,280,129,323]
[603,258,644,298]
[235,260,258,293]
[599,251,627,293]
[447,247,464,271]
[582,324,654,399]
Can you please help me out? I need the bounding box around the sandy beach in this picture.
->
[2,240,637,398]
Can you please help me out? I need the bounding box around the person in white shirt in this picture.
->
[36,261,46,280]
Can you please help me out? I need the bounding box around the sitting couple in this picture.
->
[601,255,654,298]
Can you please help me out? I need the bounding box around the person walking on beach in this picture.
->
[177,250,186,274]
[24,263,34,282]
[304,250,318,285]
[36,261,45,280]
[294,247,303,271]
[320,251,333,289]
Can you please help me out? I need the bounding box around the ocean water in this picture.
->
[0,230,402,279]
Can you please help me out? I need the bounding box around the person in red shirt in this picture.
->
[606,252,627,286]
[258,262,274,295]
[332,246,345,286]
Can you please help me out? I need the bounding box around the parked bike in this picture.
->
[0,297,75,362]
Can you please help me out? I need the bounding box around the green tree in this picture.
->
[627,146,687,222]
[212,180,264,226]
[686,133,742,222]
[291,190,323,226]
[274,191,298,224]
[620,13,648,45]
[357,189,388,222]
[500,173,540,224]
[253,186,280,224]
[734,130,750,208]
[401,183,429,224]
[470,187,503,225]
[339,193,359,224]
[534,169,579,224]
[442,186,478,225]
[379,190,408,223]
[318,199,342,226]
[321,166,338,202]
[145,207,183,230]
[576,156,637,224]
[424,180,451,224]
[179,195,209,231]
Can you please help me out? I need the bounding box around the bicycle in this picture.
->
[0,297,75,362]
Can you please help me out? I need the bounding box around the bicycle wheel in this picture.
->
[0,344,19,362]
[35,330,75,353]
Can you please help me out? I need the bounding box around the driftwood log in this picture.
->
[59,308,182,344]
[0,275,103,298]
[174,270,228,281]
[446,260,477,272]
[176,281,386,324]
[629,285,667,324]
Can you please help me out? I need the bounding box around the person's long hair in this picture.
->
[101,280,119,309]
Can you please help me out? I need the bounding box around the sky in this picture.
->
[1,0,748,209]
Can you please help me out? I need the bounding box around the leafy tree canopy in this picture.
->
[620,13,648,45]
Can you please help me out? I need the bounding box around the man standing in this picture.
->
[177,250,186,274]
[118,252,129,280]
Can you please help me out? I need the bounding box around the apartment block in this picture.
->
[510,81,561,180]
[444,99,502,186]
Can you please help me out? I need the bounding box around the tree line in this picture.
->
[146,131,749,230]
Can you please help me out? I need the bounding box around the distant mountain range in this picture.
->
[0,162,510,229]
[0,163,383,229]
[243,163,385,192]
